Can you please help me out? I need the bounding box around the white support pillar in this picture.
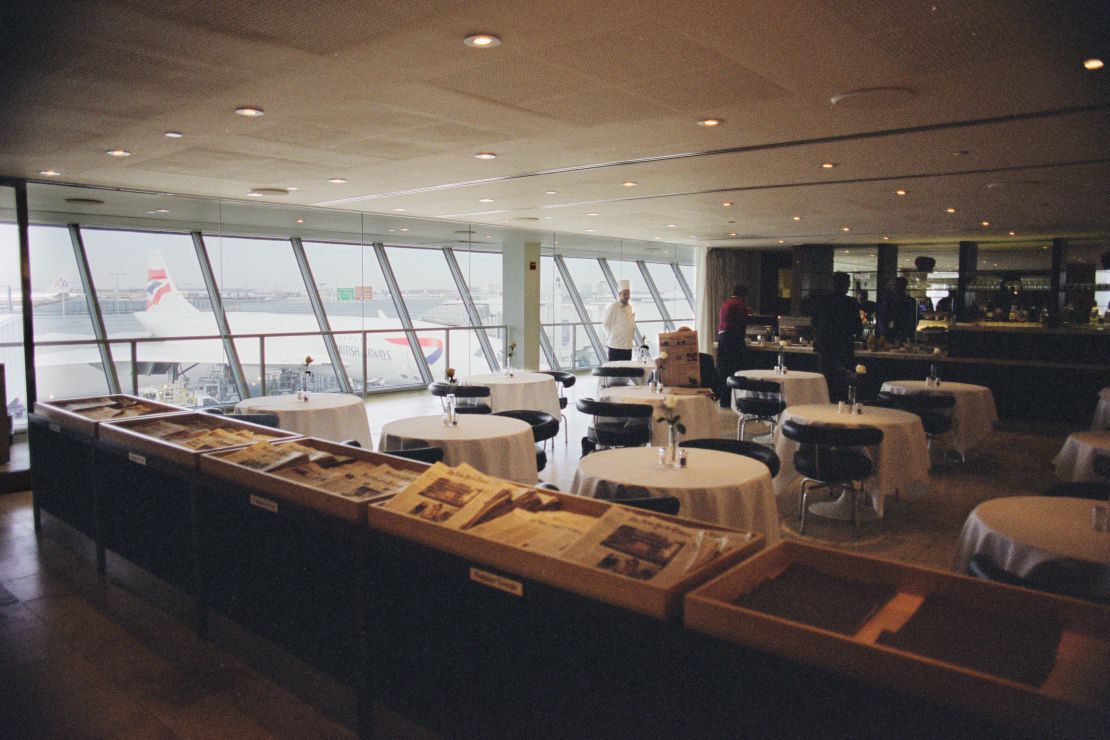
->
[502,239,541,369]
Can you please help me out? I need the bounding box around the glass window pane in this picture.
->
[0,216,29,426]
[385,246,491,377]
[561,257,611,365]
[455,248,503,367]
[679,263,697,316]
[30,225,110,402]
[645,262,692,322]
[207,235,338,396]
[303,240,425,391]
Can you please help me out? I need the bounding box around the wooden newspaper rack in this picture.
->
[98,412,298,468]
[200,439,428,524]
[684,541,1110,738]
[366,489,762,621]
[33,394,185,438]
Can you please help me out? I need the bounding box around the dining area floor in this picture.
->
[0,378,1081,737]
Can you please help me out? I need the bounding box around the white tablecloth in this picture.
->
[880,380,998,455]
[1093,388,1110,430]
[571,447,780,542]
[378,414,537,484]
[601,360,656,384]
[774,404,930,517]
[952,496,1110,600]
[599,386,719,446]
[464,372,561,416]
[736,369,829,407]
[234,393,371,447]
[1053,430,1110,483]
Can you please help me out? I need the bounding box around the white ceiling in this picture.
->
[1,0,1108,250]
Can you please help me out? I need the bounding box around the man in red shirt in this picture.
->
[716,285,749,407]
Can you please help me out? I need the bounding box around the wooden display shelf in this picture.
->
[367,493,763,622]
[200,439,428,524]
[33,394,185,438]
[98,412,298,468]
[684,541,1110,738]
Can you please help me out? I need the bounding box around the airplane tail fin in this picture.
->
[145,251,198,313]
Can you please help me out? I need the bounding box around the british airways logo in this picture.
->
[146,268,171,308]
[386,337,443,365]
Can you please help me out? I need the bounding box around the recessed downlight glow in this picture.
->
[286,186,298,192]
[587,212,599,216]
[164,131,184,138]
[478,198,494,203]
[235,106,265,117]
[39,169,61,176]
[792,215,801,221]
[155,208,170,214]
[1009,231,1016,236]
[696,118,723,127]
[399,228,409,232]
[820,162,837,169]
[464,33,502,48]
[622,181,637,187]
[728,232,738,237]
[882,236,890,240]
[246,192,263,197]
[945,207,956,213]
[894,189,907,196]
[666,224,677,228]
[722,201,733,207]
[474,152,497,160]
[778,240,785,244]
[106,148,131,157]
[585,229,596,233]
[296,219,305,224]
[1083,58,1104,70]
[980,220,991,227]
[328,178,347,184]
[392,208,406,212]
[841,226,851,232]
[544,190,557,195]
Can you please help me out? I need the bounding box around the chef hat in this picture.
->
[618,278,630,291]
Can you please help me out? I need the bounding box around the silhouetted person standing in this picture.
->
[878,277,919,344]
[716,285,749,407]
[811,272,861,401]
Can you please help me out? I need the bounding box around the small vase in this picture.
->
[667,424,680,467]
[847,383,857,406]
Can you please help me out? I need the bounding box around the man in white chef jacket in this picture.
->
[602,279,636,361]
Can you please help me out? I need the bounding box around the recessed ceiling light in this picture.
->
[485,235,492,239]
[39,169,61,176]
[545,190,557,195]
[945,207,956,213]
[463,33,501,49]
[399,228,409,232]
[106,148,131,157]
[1009,231,1016,236]
[778,240,785,244]
[155,208,170,213]
[652,237,661,240]
[728,232,738,237]
[235,106,264,117]
[696,118,723,127]
[246,192,263,197]
[689,236,697,239]
[164,131,184,138]
[722,201,733,207]
[585,229,596,233]
[296,219,305,224]
[819,162,837,169]
[952,149,970,157]
[587,212,599,216]
[392,208,406,212]
[667,224,677,228]
[792,215,801,221]
[980,220,991,227]
[622,181,637,187]
[543,216,553,220]
[474,152,497,160]
[328,178,346,184]
[841,226,851,232]
[894,189,907,196]
[882,236,890,240]
[1083,58,1104,70]
[388,229,395,232]
[286,186,298,192]
[478,198,494,203]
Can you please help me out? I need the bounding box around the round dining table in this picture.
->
[1053,429,1110,483]
[464,372,561,416]
[601,360,657,384]
[880,380,997,456]
[378,414,537,485]
[1092,387,1110,430]
[735,369,829,407]
[571,446,780,542]
[598,385,719,446]
[773,404,930,518]
[952,496,1110,601]
[234,392,371,447]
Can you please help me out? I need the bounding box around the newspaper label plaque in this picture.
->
[469,567,523,597]
[128,452,146,466]
[249,494,279,514]
[49,422,61,433]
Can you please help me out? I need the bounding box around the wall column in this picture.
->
[502,239,541,369]
[791,245,834,316]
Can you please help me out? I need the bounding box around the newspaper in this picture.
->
[560,506,747,587]
[383,462,520,527]
[465,508,597,557]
